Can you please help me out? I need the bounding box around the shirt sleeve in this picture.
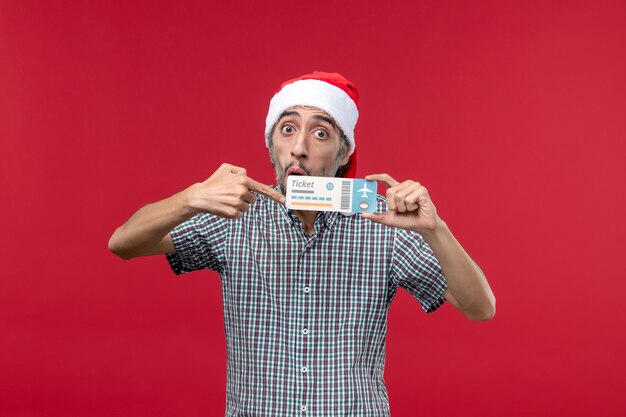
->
[165,213,228,275]
[390,228,448,313]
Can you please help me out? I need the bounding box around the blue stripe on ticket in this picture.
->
[351,179,377,213]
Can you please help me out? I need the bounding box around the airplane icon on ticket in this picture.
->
[358,184,373,198]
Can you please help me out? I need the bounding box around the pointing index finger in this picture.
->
[246,177,286,204]
[365,173,400,188]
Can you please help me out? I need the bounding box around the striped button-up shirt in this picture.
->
[166,193,448,417]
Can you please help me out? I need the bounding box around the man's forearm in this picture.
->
[421,220,496,321]
[108,188,196,259]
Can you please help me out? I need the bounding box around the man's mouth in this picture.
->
[286,166,308,176]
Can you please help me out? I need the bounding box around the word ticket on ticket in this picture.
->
[286,176,378,213]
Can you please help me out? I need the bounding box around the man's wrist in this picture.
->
[417,217,448,243]
[174,184,201,219]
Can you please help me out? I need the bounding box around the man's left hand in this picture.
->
[362,173,441,234]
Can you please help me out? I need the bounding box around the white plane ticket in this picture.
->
[285,176,378,213]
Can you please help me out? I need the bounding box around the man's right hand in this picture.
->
[185,163,285,219]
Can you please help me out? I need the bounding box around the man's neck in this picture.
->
[293,210,318,236]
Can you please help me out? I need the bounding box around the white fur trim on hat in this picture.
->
[265,79,358,152]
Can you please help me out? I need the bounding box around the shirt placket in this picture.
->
[293,214,327,415]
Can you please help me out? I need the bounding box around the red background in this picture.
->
[1,1,625,416]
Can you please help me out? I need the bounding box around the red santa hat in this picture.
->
[265,71,359,177]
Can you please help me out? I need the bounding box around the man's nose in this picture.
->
[290,131,308,159]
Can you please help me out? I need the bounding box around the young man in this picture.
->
[109,71,495,416]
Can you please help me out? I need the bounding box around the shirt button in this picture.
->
[301,366,308,373]
[301,405,308,412]
[304,286,310,293]
[302,328,309,335]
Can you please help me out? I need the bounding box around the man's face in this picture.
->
[269,106,350,191]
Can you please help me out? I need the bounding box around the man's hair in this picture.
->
[267,126,352,178]
[334,132,352,178]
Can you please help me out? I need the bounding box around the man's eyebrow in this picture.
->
[312,114,337,128]
[277,110,299,121]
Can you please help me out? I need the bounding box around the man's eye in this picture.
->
[314,129,327,139]
[281,125,294,134]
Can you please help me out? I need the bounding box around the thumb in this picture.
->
[362,212,392,226]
